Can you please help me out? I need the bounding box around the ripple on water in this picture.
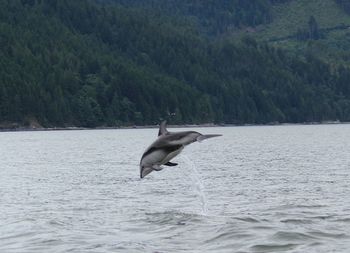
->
[272,231,318,241]
[250,243,300,252]
[144,211,206,226]
[280,218,315,224]
[333,217,350,223]
[308,231,349,239]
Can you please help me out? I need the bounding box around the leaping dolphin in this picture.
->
[139,121,222,178]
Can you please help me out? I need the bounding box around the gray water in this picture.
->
[1,125,350,253]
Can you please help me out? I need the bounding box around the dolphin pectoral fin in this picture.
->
[197,134,222,142]
[164,161,178,166]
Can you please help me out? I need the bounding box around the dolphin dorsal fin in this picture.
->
[158,120,169,136]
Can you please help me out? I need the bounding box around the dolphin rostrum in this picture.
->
[139,121,222,178]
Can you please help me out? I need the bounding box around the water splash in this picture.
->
[181,155,208,214]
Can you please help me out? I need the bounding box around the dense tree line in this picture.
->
[296,16,323,41]
[1,0,350,127]
[105,0,276,35]
[335,0,350,14]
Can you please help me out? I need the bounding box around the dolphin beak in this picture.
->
[140,166,153,178]
[197,134,222,142]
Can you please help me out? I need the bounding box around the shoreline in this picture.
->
[0,121,348,133]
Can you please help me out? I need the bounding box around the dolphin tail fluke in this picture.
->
[197,134,222,142]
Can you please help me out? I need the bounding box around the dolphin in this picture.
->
[139,121,222,178]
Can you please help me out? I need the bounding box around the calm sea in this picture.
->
[1,124,350,252]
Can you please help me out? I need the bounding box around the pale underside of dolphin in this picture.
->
[139,121,222,178]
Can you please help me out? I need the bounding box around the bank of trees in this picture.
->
[109,0,275,35]
[336,0,350,14]
[1,0,350,127]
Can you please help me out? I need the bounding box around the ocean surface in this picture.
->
[1,124,350,253]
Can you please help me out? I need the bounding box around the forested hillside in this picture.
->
[1,0,350,128]
[109,0,277,35]
[253,0,350,65]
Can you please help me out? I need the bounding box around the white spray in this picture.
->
[181,155,208,215]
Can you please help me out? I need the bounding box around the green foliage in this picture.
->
[296,16,323,41]
[106,0,275,34]
[1,0,350,127]
[250,0,350,65]
[336,0,350,14]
